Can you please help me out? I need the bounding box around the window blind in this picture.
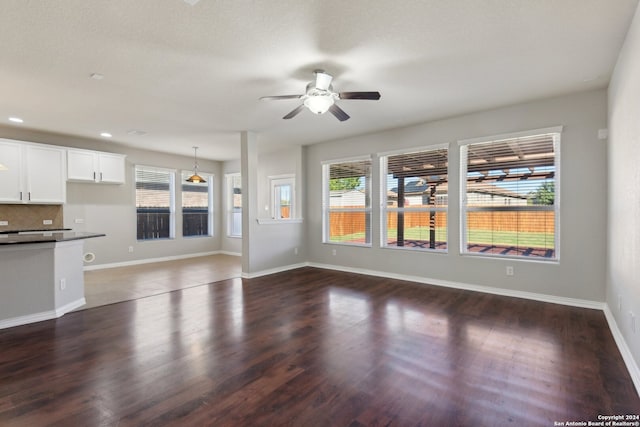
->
[135,166,175,240]
[324,158,372,245]
[381,147,448,251]
[181,171,212,237]
[461,132,559,259]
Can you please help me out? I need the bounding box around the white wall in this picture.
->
[0,126,223,266]
[608,3,640,375]
[237,140,306,276]
[306,89,608,302]
[251,145,306,273]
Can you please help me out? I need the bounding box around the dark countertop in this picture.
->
[0,231,105,245]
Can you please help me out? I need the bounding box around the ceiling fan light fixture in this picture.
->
[186,146,206,183]
[304,95,334,114]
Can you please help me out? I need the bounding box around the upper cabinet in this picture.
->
[0,139,66,204]
[67,149,126,184]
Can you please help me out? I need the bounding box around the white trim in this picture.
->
[257,218,303,225]
[83,250,224,271]
[218,250,241,257]
[267,173,295,180]
[241,262,308,279]
[55,298,87,317]
[306,262,603,309]
[377,142,450,158]
[0,297,86,330]
[321,154,372,165]
[457,125,564,146]
[459,128,561,262]
[603,304,640,395]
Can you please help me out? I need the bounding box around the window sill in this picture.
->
[256,218,304,225]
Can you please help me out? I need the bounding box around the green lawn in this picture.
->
[330,226,554,248]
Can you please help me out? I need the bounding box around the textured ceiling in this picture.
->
[0,0,637,160]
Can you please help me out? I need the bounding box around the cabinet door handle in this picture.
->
[28,192,31,201]
[93,171,96,181]
[19,191,22,201]
[100,172,103,181]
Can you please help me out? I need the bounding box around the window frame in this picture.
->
[180,170,214,238]
[458,126,562,261]
[135,165,176,241]
[225,173,242,238]
[322,156,372,247]
[269,174,296,220]
[379,144,449,253]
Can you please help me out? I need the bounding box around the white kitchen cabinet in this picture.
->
[0,140,23,203]
[67,149,126,184]
[0,139,66,204]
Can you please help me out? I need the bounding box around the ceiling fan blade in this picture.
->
[283,104,305,119]
[315,71,333,91]
[260,95,303,101]
[329,104,350,122]
[339,91,381,100]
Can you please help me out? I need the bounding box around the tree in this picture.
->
[529,182,554,205]
[329,177,361,191]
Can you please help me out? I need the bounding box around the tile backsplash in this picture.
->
[0,204,64,232]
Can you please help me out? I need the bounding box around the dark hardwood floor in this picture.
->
[0,267,638,426]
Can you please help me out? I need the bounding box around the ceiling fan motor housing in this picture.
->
[303,83,337,114]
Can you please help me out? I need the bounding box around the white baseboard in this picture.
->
[55,298,87,317]
[0,297,86,330]
[218,251,242,257]
[83,251,228,271]
[307,262,604,309]
[603,304,640,395]
[242,262,309,279]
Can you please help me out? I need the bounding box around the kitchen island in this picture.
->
[0,230,104,329]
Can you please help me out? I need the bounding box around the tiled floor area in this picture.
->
[81,254,242,310]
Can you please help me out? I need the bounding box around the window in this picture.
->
[460,127,561,260]
[322,157,372,246]
[270,175,295,220]
[226,173,242,237]
[181,171,213,237]
[136,166,175,240]
[381,146,448,251]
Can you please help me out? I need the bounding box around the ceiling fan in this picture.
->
[260,70,381,121]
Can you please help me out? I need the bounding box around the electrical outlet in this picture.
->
[128,246,134,253]
[60,278,66,291]
[332,249,337,256]
[43,219,53,225]
[74,218,84,224]
[506,266,514,276]
[294,247,298,255]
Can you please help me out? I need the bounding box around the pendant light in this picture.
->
[186,146,206,183]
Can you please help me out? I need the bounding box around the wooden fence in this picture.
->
[329,209,555,238]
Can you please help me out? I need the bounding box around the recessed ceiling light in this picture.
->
[9,117,24,123]
[90,73,105,80]
[100,132,112,138]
